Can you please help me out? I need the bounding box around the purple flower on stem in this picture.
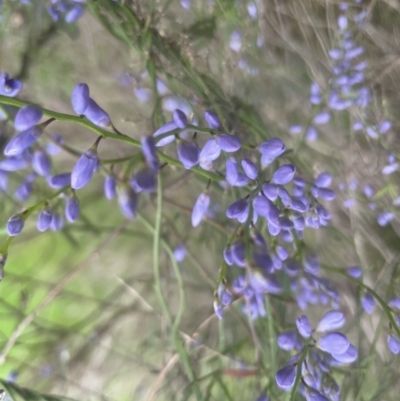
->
[316,311,345,332]
[275,365,296,391]
[317,332,349,355]
[241,159,258,180]
[65,4,84,23]
[314,173,332,188]
[14,106,43,131]
[277,331,298,351]
[117,186,137,220]
[177,141,200,169]
[191,192,210,227]
[104,175,116,200]
[71,142,100,190]
[4,125,43,156]
[37,207,53,232]
[131,168,157,193]
[226,198,249,223]
[272,164,296,185]
[296,315,312,338]
[84,99,111,128]
[199,139,221,169]
[47,173,71,189]
[50,212,64,231]
[65,194,80,222]
[387,334,400,355]
[141,136,159,171]
[259,138,285,163]
[32,150,51,176]
[71,83,90,115]
[0,72,22,97]
[204,110,221,129]
[6,214,24,236]
[216,134,241,152]
[361,293,375,315]
[172,109,188,129]
[154,121,177,147]
[331,344,358,364]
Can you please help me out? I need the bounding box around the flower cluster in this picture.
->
[47,0,85,24]
[276,311,357,400]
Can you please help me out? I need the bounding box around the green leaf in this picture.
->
[0,381,77,401]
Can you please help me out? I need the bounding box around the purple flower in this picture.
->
[47,173,71,189]
[382,164,398,175]
[172,109,188,129]
[296,315,312,338]
[131,168,157,193]
[104,175,116,200]
[226,198,249,223]
[173,245,186,262]
[191,192,210,227]
[84,99,111,128]
[318,188,335,201]
[50,212,64,231]
[388,297,400,310]
[0,72,22,97]
[216,134,241,152]
[262,184,278,201]
[229,30,242,52]
[316,311,345,332]
[364,185,374,198]
[71,148,99,189]
[6,214,24,236]
[272,164,296,185]
[259,138,285,161]
[331,344,358,363]
[377,212,394,227]
[141,136,159,171]
[117,186,137,220]
[154,121,177,147]
[306,126,318,142]
[314,173,332,188]
[379,120,392,134]
[275,365,296,391]
[387,334,400,355]
[347,266,362,278]
[65,195,80,222]
[361,293,375,315]
[71,83,90,115]
[289,125,303,135]
[306,389,330,401]
[213,299,224,319]
[277,331,298,351]
[37,207,53,232]
[204,110,221,129]
[14,106,43,131]
[177,141,200,169]
[241,158,258,180]
[313,111,330,125]
[317,332,349,355]
[4,125,43,156]
[276,246,288,261]
[199,139,221,169]
[65,4,84,23]
[218,284,232,306]
[32,150,51,176]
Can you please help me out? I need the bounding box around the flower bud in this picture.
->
[14,106,43,131]
[71,148,99,190]
[71,83,90,115]
[65,195,80,222]
[191,192,210,227]
[7,214,24,236]
[37,207,53,232]
[272,164,296,185]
